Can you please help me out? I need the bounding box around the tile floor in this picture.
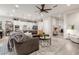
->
[0,36,79,55]
[31,36,79,55]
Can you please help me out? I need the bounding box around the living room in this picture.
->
[0,4,79,55]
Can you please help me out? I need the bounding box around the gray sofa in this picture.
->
[14,37,39,55]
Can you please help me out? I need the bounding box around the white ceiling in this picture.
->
[0,4,79,21]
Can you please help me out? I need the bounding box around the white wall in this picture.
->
[63,11,79,38]
[38,22,43,31]
[52,18,56,26]
[38,17,52,37]
[43,18,52,36]
[66,12,79,32]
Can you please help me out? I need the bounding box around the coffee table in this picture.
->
[40,34,51,47]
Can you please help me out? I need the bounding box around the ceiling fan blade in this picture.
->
[41,4,45,10]
[44,10,48,13]
[45,9,52,10]
[36,6,41,9]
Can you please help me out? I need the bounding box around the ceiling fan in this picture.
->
[36,4,58,13]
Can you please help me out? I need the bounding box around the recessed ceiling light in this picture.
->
[67,4,71,6]
[15,5,19,8]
